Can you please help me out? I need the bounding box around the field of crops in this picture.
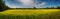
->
[0,9,60,19]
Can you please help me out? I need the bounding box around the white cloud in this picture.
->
[17,0,33,5]
[17,0,46,7]
[36,2,46,6]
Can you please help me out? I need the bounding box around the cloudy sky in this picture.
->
[4,0,60,8]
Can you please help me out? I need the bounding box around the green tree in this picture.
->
[0,0,9,12]
[33,7,36,9]
[57,6,60,9]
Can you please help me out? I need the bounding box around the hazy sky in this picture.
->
[4,0,60,8]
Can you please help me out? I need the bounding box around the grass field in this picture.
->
[0,9,60,19]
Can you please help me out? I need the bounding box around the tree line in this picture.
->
[46,6,60,9]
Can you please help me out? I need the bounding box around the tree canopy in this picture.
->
[0,0,9,12]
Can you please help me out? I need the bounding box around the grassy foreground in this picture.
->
[0,9,60,19]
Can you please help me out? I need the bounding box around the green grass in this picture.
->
[0,9,60,19]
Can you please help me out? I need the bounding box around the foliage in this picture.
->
[46,6,60,9]
[0,0,9,12]
[57,6,60,9]
[33,7,36,9]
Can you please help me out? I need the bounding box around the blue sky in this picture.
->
[4,0,60,8]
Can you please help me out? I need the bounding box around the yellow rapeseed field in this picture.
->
[0,9,60,16]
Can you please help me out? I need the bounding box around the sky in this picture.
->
[4,0,60,8]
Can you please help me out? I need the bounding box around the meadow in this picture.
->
[0,9,60,19]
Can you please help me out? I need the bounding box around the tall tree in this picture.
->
[57,6,60,9]
[0,0,9,12]
[33,7,36,9]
